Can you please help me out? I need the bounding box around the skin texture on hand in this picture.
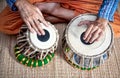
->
[78,17,108,43]
[15,0,48,35]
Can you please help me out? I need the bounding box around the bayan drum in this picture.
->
[62,14,113,70]
[14,22,59,67]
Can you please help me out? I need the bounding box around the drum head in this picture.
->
[28,23,57,50]
[66,14,113,56]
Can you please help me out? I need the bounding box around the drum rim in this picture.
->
[65,13,114,58]
[25,22,59,52]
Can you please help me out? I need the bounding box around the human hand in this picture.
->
[15,0,48,35]
[78,18,108,43]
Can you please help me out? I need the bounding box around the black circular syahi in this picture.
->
[80,32,93,45]
[37,29,50,42]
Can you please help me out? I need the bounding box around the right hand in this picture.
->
[78,18,108,43]
[15,0,48,35]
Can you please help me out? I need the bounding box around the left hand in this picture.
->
[78,18,108,43]
[15,0,49,35]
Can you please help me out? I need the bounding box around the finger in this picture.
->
[85,26,98,43]
[23,18,34,33]
[85,33,92,43]
[96,31,103,41]
[89,26,98,35]
[36,7,43,17]
[38,17,48,27]
[84,24,93,40]
[25,21,34,33]
[30,19,41,35]
[35,8,49,27]
[89,29,101,43]
[34,18,45,35]
[78,20,90,26]
[38,23,45,35]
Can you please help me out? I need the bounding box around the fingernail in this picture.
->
[38,33,41,36]
[83,37,86,40]
[31,30,34,33]
[42,32,45,35]
[85,40,88,43]
[46,22,49,27]
[78,24,81,26]
[42,31,45,35]
[31,31,34,33]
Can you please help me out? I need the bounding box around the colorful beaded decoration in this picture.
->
[64,53,97,70]
[14,45,54,67]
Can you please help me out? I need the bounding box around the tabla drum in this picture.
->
[62,14,114,70]
[14,22,59,67]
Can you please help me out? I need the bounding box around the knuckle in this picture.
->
[36,21,41,27]
[34,28,38,32]
[24,15,32,20]
[34,6,38,9]
[39,27,43,31]
[36,8,40,11]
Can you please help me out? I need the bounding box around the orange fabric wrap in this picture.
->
[0,0,120,38]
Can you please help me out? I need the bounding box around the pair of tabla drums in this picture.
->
[14,14,113,70]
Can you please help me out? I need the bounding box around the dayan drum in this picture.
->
[14,22,59,67]
[62,14,113,70]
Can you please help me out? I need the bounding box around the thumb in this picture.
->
[78,20,91,26]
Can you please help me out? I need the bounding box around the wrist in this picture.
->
[96,17,108,25]
[15,0,27,9]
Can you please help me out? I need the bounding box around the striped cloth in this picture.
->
[98,0,119,21]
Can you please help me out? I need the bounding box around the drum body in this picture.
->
[14,22,59,67]
[62,14,113,70]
